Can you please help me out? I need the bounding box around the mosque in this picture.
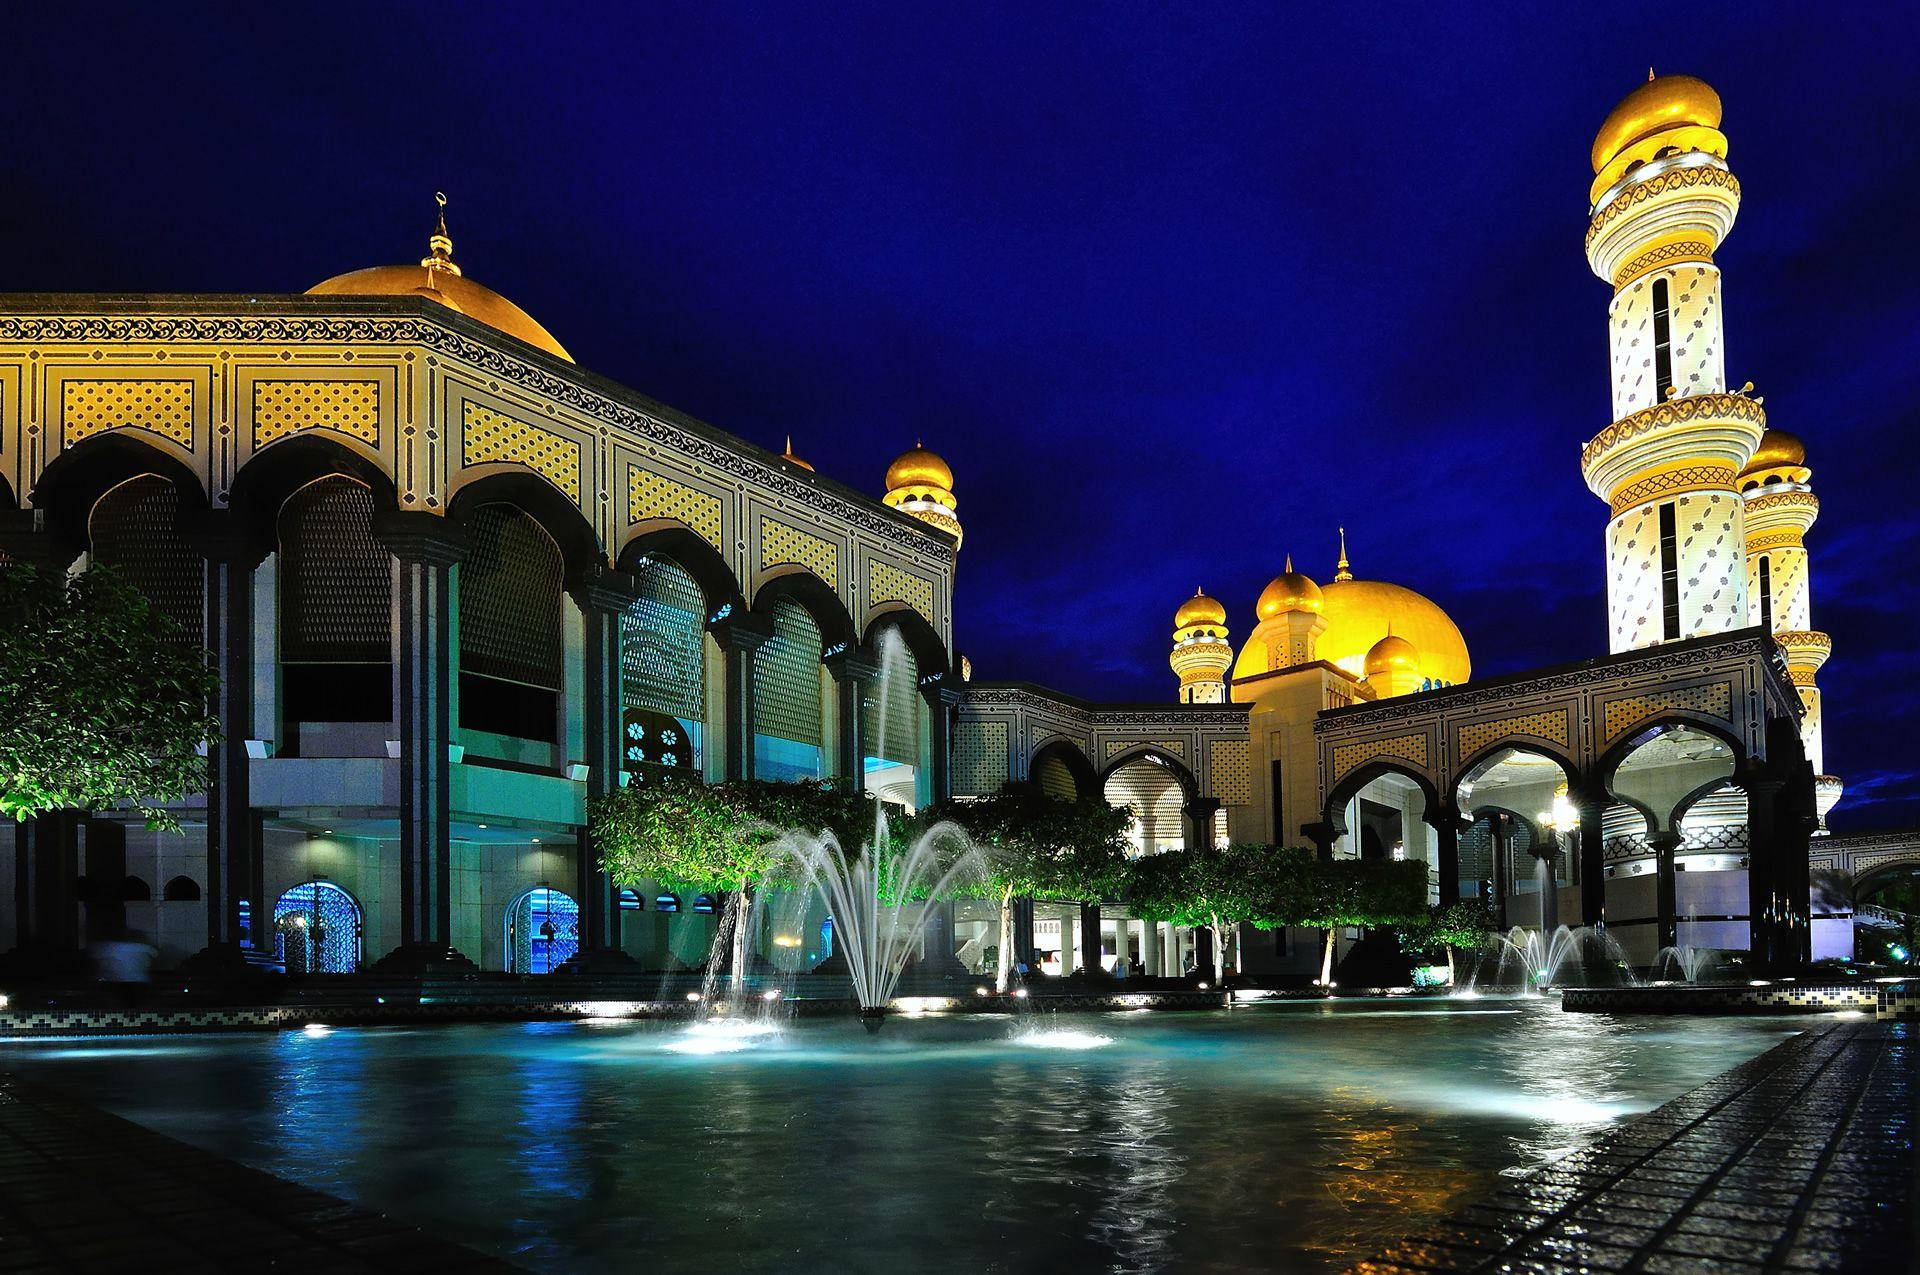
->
[0,73,1901,980]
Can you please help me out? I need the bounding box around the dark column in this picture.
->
[1011,896,1036,972]
[923,678,964,804]
[20,812,80,958]
[1078,901,1101,975]
[191,518,268,968]
[1427,805,1463,907]
[710,614,772,781]
[1740,771,1784,973]
[1184,797,1222,851]
[372,513,474,973]
[0,509,67,571]
[1533,840,1561,935]
[825,649,878,791]
[1648,830,1682,953]
[920,900,964,977]
[1573,785,1607,930]
[566,568,638,971]
[1489,814,1510,930]
[1302,820,1339,861]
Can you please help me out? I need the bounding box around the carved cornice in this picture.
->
[1608,463,1736,514]
[1742,489,1818,516]
[1583,392,1766,473]
[1612,239,1714,290]
[1586,165,1741,249]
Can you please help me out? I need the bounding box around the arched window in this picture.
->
[278,476,392,735]
[863,628,922,810]
[621,557,706,780]
[692,894,718,914]
[121,875,152,902]
[88,476,204,646]
[617,888,643,911]
[506,887,579,974]
[460,505,563,742]
[753,597,824,780]
[655,893,681,913]
[1034,752,1079,801]
[1103,756,1188,858]
[273,880,363,974]
[163,875,201,902]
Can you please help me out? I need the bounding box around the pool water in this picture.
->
[5,1000,1795,1272]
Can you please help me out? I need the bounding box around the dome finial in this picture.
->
[1334,527,1353,582]
[1648,66,1656,82]
[422,191,461,277]
[1284,553,1293,573]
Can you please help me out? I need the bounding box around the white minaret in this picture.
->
[1740,432,1842,825]
[1171,589,1231,703]
[1582,73,1763,653]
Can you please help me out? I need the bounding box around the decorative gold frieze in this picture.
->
[628,464,723,547]
[1587,165,1741,248]
[1608,464,1736,514]
[1582,391,1765,473]
[252,380,379,447]
[62,379,194,448]
[461,402,581,500]
[1612,239,1715,289]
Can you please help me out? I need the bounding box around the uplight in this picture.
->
[773,935,801,948]
[762,989,782,1002]
[685,992,703,1002]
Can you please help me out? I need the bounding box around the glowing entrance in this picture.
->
[507,887,580,974]
[273,880,363,974]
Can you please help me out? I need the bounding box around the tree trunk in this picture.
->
[1210,919,1226,984]
[1320,927,1336,987]
[730,882,753,994]
[995,888,1014,992]
[1445,944,1456,987]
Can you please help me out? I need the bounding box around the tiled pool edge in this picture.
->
[1350,1019,1917,1274]
[1562,982,1920,1018]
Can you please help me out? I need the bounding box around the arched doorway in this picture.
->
[507,887,580,974]
[273,881,363,974]
[1102,752,1191,857]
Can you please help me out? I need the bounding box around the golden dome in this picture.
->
[1740,429,1806,476]
[1175,589,1228,631]
[1316,577,1470,685]
[308,196,572,362]
[885,445,953,493]
[1256,558,1324,619]
[1591,73,1723,174]
[1364,633,1419,678]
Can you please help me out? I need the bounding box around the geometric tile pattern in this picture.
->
[1209,738,1252,806]
[1602,680,1732,739]
[252,380,379,447]
[1458,709,1571,759]
[461,401,581,501]
[627,464,724,548]
[1330,731,1429,779]
[953,719,1009,798]
[1104,738,1184,759]
[759,515,838,589]
[61,379,194,447]
[868,559,935,622]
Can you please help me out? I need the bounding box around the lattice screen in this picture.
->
[1034,753,1078,800]
[277,477,390,663]
[753,598,823,747]
[862,631,919,766]
[622,557,705,721]
[459,504,562,690]
[87,476,204,647]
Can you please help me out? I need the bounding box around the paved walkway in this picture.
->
[0,1076,514,1271]
[1353,1019,1917,1274]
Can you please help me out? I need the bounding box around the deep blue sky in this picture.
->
[7,4,1916,830]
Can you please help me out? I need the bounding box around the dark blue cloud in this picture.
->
[4,3,1914,829]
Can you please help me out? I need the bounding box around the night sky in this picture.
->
[7,5,1916,830]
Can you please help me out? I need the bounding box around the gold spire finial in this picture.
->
[1334,528,1352,582]
[1284,554,1294,573]
[422,192,461,276]
[1648,66,1656,82]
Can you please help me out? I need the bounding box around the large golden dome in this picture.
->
[1175,589,1228,631]
[308,197,572,362]
[885,445,953,493]
[1318,577,1470,685]
[1591,73,1723,174]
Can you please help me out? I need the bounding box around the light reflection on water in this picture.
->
[3,1000,1795,1273]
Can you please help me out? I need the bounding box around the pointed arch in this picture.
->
[616,523,744,622]
[861,605,950,679]
[1098,744,1198,801]
[1030,736,1097,800]
[1323,759,1442,836]
[229,433,398,560]
[448,469,603,584]
[750,567,857,653]
[31,433,208,563]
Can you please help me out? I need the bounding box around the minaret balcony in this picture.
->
[1586,159,1741,287]
[1740,486,1819,536]
[1582,391,1766,503]
[1773,629,1831,673]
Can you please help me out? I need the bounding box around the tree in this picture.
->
[1127,843,1307,982]
[907,786,1132,989]
[0,564,219,830]
[1293,857,1429,986]
[589,775,877,977]
[1396,899,1498,985]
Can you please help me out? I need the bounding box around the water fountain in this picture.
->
[1651,944,1720,984]
[1458,925,1640,993]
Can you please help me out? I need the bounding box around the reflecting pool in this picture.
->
[4,1000,1795,1272]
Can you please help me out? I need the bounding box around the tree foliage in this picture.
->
[1396,899,1499,963]
[590,774,877,893]
[0,564,220,830]
[1291,856,1430,930]
[906,786,1133,905]
[1127,843,1307,932]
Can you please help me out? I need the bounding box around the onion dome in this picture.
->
[1256,556,1325,619]
[780,436,814,472]
[308,194,572,362]
[885,445,953,493]
[1591,73,1724,174]
[1739,429,1806,476]
[1175,588,1228,631]
[1364,633,1419,679]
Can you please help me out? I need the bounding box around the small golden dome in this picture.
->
[1591,73,1724,175]
[1257,559,1324,619]
[886,445,953,493]
[1175,589,1227,631]
[1740,429,1806,476]
[1364,633,1419,678]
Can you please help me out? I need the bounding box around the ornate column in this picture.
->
[1573,785,1608,929]
[192,513,268,967]
[710,613,772,781]
[1648,830,1683,954]
[1427,805,1465,907]
[373,513,473,972]
[922,674,964,803]
[566,568,638,971]
[1184,797,1222,852]
[825,648,878,791]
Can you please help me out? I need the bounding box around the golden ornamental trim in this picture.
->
[1773,630,1831,653]
[1744,529,1804,553]
[1587,166,1741,248]
[1742,489,1818,515]
[1582,392,1766,472]
[1458,709,1572,760]
[1612,239,1714,289]
[1601,681,1733,740]
[252,380,380,448]
[1330,731,1430,780]
[1788,667,1819,687]
[1609,464,1737,514]
[627,464,724,548]
[867,559,936,623]
[1209,738,1252,805]
[61,379,196,449]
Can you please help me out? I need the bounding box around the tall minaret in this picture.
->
[1581,74,1764,653]
[883,444,960,549]
[1740,432,1842,825]
[1170,589,1231,703]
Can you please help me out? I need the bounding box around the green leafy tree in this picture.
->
[1293,857,1429,986]
[1128,843,1309,982]
[0,564,219,830]
[1396,899,1498,985]
[590,775,877,974]
[907,786,1131,989]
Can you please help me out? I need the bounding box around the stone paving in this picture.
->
[1353,1019,1918,1274]
[0,1075,514,1271]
